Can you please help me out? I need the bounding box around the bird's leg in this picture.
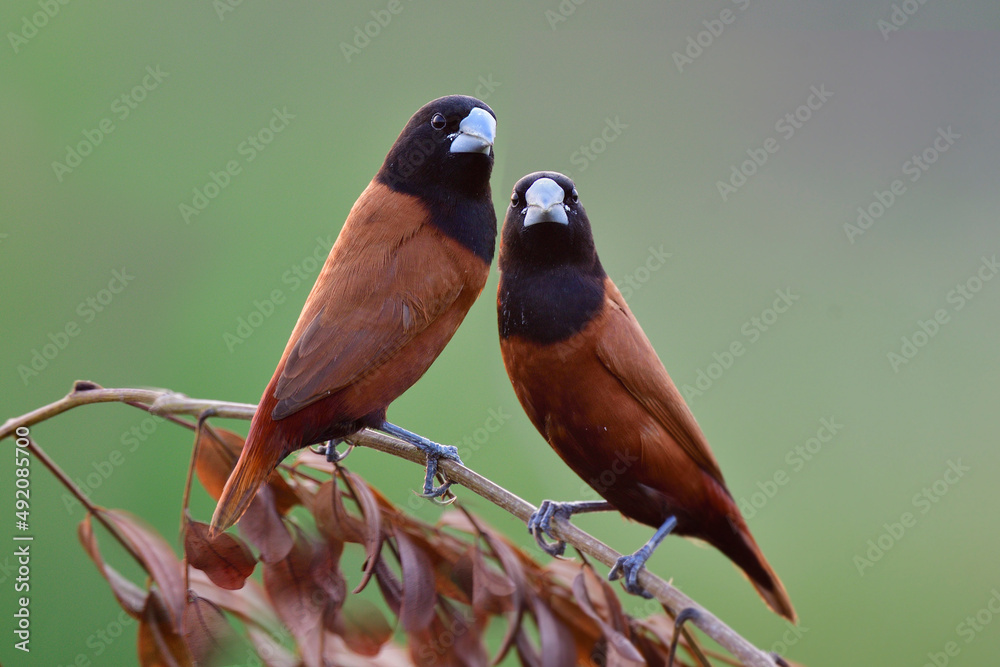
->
[528,500,614,556]
[609,515,677,598]
[379,421,463,499]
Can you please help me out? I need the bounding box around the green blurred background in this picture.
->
[2,1,999,665]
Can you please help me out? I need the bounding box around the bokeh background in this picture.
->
[3,1,999,665]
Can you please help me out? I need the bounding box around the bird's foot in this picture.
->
[609,547,655,598]
[317,438,353,463]
[527,500,613,557]
[608,515,677,598]
[380,422,463,500]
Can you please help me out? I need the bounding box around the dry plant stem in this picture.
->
[23,436,146,569]
[2,383,778,667]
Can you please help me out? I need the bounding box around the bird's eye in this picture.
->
[570,189,579,203]
[510,192,520,207]
[430,113,447,130]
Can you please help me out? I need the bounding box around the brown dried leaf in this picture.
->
[78,515,148,618]
[396,529,437,634]
[188,568,280,634]
[310,540,347,632]
[530,594,577,667]
[100,509,185,629]
[373,557,403,617]
[239,485,294,563]
[571,568,644,664]
[184,520,256,590]
[335,597,394,657]
[344,471,384,594]
[182,593,239,665]
[470,546,515,615]
[263,524,323,665]
[246,626,300,667]
[310,480,362,549]
[138,590,192,667]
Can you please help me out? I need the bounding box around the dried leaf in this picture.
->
[571,568,644,663]
[311,481,362,550]
[188,568,280,635]
[138,590,192,667]
[530,594,576,667]
[263,524,323,665]
[310,539,347,632]
[344,471,384,594]
[470,546,515,615]
[335,598,393,657]
[396,529,437,634]
[373,558,403,617]
[78,515,148,618]
[101,509,186,629]
[239,485,294,563]
[246,626,300,667]
[184,520,256,590]
[182,593,239,665]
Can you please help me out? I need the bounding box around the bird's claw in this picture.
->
[418,444,462,500]
[609,548,654,598]
[527,500,568,556]
[319,439,353,463]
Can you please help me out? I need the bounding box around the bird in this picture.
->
[211,95,498,536]
[496,171,796,621]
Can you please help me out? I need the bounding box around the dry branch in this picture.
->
[2,382,781,667]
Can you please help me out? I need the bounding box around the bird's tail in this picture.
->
[209,416,288,537]
[713,508,797,623]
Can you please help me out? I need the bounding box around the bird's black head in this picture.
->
[377,95,497,263]
[378,95,496,200]
[500,171,601,274]
[498,172,606,343]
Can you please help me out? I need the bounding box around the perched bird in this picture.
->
[497,172,796,621]
[211,95,498,535]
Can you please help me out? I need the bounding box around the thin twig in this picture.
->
[2,382,779,667]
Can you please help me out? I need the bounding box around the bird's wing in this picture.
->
[594,284,726,485]
[271,189,465,420]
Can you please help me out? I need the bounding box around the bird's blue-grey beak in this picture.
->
[449,107,496,154]
[523,177,569,226]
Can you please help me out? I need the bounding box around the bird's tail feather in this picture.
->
[717,510,797,623]
[209,420,286,537]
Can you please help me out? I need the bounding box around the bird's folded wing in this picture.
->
[271,225,463,420]
[595,288,726,485]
